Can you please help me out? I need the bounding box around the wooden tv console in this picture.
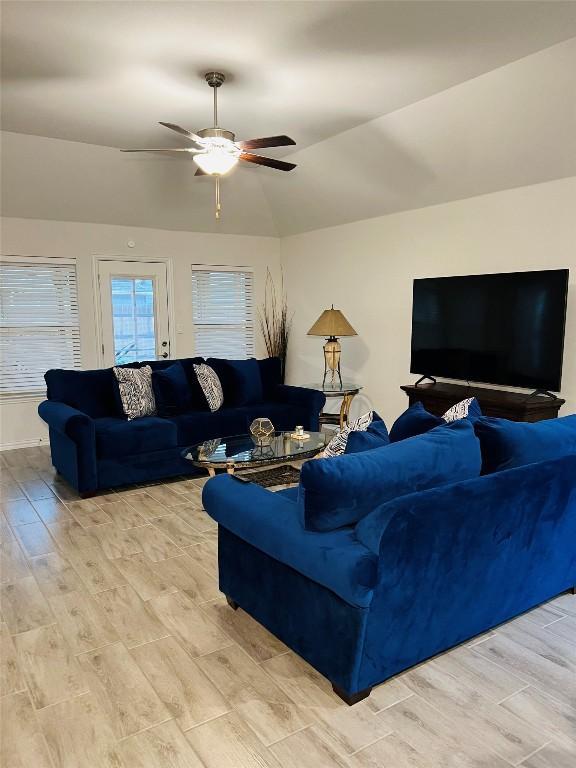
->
[400,382,564,422]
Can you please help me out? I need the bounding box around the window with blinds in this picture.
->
[191,268,255,359]
[0,261,81,394]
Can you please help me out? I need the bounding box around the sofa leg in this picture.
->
[569,586,576,595]
[226,596,239,611]
[332,684,372,706]
[80,491,96,499]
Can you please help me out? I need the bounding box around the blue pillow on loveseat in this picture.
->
[344,415,390,454]
[300,419,481,531]
[475,414,576,474]
[389,398,482,442]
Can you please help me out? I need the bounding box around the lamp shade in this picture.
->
[307,306,357,337]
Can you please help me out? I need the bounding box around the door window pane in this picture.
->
[111,277,156,364]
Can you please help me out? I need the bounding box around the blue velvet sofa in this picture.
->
[203,416,576,704]
[38,357,325,496]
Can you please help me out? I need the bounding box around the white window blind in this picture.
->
[0,261,81,394]
[191,268,255,359]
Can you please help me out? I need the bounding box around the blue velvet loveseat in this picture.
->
[38,356,325,496]
[203,415,576,704]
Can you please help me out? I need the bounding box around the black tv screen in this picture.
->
[410,269,568,392]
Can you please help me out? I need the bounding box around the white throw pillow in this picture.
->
[194,363,224,412]
[442,397,475,423]
[113,365,156,420]
[323,411,374,458]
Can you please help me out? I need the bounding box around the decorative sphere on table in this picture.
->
[250,418,275,445]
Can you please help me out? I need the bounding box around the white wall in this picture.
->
[281,177,576,427]
[0,217,280,448]
[3,176,575,449]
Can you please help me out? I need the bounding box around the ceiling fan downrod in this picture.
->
[205,72,226,218]
[204,71,225,128]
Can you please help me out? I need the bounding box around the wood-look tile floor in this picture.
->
[1,445,575,768]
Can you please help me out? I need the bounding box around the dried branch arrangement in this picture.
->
[259,268,292,382]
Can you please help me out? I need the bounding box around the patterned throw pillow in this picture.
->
[193,363,224,412]
[323,411,374,458]
[442,398,477,423]
[113,365,156,420]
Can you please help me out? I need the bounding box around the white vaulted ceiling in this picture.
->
[2,1,576,236]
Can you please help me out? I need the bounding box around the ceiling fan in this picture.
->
[121,71,297,218]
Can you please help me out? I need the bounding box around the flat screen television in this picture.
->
[410,269,569,392]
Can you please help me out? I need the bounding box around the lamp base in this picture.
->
[323,337,342,388]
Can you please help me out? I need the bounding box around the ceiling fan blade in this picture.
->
[240,152,296,171]
[195,167,207,176]
[159,122,203,144]
[236,135,296,150]
[121,148,199,153]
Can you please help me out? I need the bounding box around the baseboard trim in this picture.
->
[0,437,47,451]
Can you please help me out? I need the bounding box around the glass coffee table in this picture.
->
[183,431,327,477]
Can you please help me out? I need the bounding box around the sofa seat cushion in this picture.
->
[174,409,247,445]
[203,476,378,608]
[301,419,482,532]
[174,402,306,445]
[475,414,576,474]
[94,416,178,459]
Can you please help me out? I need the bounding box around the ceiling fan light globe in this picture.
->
[193,147,239,175]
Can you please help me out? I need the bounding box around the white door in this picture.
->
[98,260,171,367]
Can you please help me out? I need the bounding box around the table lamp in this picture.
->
[307,305,357,388]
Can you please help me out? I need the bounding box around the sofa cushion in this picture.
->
[300,419,482,532]
[203,475,378,608]
[389,398,482,442]
[45,368,120,418]
[207,358,264,406]
[174,402,305,446]
[152,362,192,417]
[474,415,576,474]
[345,418,390,454]
[94,416,177,458]
[258,357,282,398]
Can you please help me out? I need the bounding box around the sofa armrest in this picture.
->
[203,474,377,608]
[273,385,326,431]
[38,400,95,443]
[38,401,97,494]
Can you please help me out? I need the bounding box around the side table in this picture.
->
[308,383,363,430]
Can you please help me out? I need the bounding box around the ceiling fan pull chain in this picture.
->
[215,177,221,219]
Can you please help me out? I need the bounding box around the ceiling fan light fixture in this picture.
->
[193,146,239,175]
[122,71,296,216]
